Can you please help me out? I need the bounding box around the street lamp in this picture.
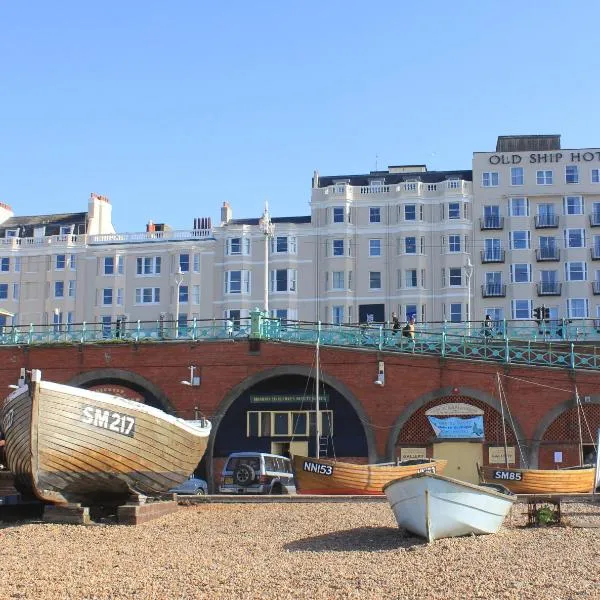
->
[465,257,473,335]
[174,267,184,339]
[258,201,275,315]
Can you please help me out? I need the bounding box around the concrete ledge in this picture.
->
[43,504,91,525]
[118,500,178,525]
[176,494,388,504]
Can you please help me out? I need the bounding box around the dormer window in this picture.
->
[60,226,73,235]
[34,226,46,238]
[5,229,18,238]
[334,182,347,194]
[369,179,384,192]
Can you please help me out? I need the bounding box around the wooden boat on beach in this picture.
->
[477,464,595,494]
[384,472,515,542]
[0,369,211,505]
[293,455,447,495]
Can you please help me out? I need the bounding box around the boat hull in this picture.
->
[478,465,595,494]
[384,473,515,542]
[0,372,211,505]
[293,455,447,495]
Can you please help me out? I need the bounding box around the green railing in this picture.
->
[1,314,600,371]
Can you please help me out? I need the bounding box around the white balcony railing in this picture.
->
[88,229,212,244]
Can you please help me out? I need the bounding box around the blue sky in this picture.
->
[2,1,600,232]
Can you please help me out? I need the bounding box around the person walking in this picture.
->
[391,312,400,335]
[483,314,494,338]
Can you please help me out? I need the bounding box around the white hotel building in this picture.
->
[1,135,599,330]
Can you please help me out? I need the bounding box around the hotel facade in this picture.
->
[1,135,600,330]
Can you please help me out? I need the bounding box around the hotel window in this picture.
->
[135,287,160,304]
[564,196,584,215]
[332,239,344,256]
[179,254,190,272]
[136,256,161,275]
[192,285,201,304]
[193,254,200,272]
[509,197,529,217]
[405,237,416,254]
[0,257,9,272]
[332,271,344,290]
[12,283,19,300]
[103,288,113,305]
[369,207,381,223]
[271,236,297,254]
[450,303,462,323]
[369,239,381,257]
[448,202,460,219]
[511,264,531,283]
[53,281,64,298]
[332,305,344,324]
[404,204,416,221]
[14,257,20,272]
[55,254,66,270]
[117,255,124,274]
[512,299,532,320]
[405,269,417,288]
[565,228,585,248]
[227,237,251,256]
[566,165,579,184]
[509,230,530,250]
[567,298,588,319]
[482,172,499,187]
[179,285,189,303]
[447,235,461,253]
[0,284,7,300]
[565,262,587,281]
[536,170,553,185]
[68,280,76,298]
[449,268,462,287]
[270,269,297,292]
[117,288,123,305]
[405,304,417,320]
[511,167,524,185]
[104,257,114,275]
[369,271,381,290]
[70,255,77,270]
[225,270,250,294]
[332,207,345,223]
[592,169,600,184]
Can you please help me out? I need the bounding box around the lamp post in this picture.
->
[465,257,473,335]
[258,201,275,315]
[174,267,184,339]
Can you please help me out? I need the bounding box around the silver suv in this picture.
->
[219,452,296,495]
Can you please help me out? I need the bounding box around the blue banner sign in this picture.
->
[427,416,484,439]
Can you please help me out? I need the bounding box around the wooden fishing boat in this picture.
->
[293,455,447,495]
[384,472,515,542]
[0,369,211,505]
[478,464,595,494]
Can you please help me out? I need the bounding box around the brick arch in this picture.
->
[67,368,174,413]
[530,396,600,468]
[204,365,377,489]
[386,386,528,465]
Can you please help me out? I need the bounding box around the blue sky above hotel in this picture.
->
[1,1,599,232]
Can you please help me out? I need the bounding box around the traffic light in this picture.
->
[532,307,542,325]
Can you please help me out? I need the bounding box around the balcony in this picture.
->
[589,214,600,227]
[480,249,505,263]
[537,282,562,296]
[481,283,506,297]
[535,247,560,261]
[534,215,559,228]
[592,282,600,295]
[479,216,504,230]
[591,248,600,261]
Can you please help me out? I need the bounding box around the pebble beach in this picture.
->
[1,500,599,600]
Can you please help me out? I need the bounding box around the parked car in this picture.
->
[219,452,296,495]
[168,477,208,496]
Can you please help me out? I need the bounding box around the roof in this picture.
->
[227,216,311,226]
[0,212,87,237]
[496,135,561,152]
[317,169,472,188]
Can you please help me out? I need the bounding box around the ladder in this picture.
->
[319,435,328,457]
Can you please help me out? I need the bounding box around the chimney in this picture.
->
[312,170,320,189]
[221,202,232,225]
[0,202,14,226]
[87,193,115,235]
[146,219,155,232]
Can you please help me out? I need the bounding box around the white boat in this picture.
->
[383,472,515,542]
